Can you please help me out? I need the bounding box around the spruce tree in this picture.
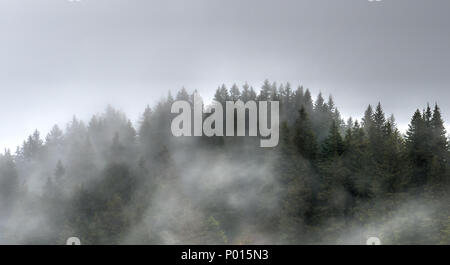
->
[321,120,344,158]
[406,109,428,187]
[293,107,318,160]
[362,105,374,133]
[230,84,241,101]
[429,104,449,188]
[258,79,272,101]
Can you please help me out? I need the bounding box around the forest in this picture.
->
[0,80,449,244]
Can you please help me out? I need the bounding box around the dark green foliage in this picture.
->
[293,107,317,160]
[0,81,449,245]
[321,120,344,158]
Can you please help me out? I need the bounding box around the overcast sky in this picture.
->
[1,0,450,150]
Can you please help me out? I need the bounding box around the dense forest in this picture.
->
[0,80,449,244]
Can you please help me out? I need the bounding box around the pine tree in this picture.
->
[369,103,386,163]
[139,105,153,140]
[428,104,449,188]
[313,92,334,141]
[241,83,251,102]
[258,79,272,101]
[381,115,405,192]
[362,105,374,134]
[277,123,314,244]
[270,82,279,101]
[321,120,344,158]
[230,84,241,101]
[18,129,44,161]
[314,92,326,113]
[373,103,386,129]
[176,87,190,101]
[342,121,373,197]
[249,86,257,101]
[214,85,229,104]
[46,125,64,146]
[406,109,428,188]
[293,107,318,160]
[293,86,304,113]
[302,89,313,114]
[431,104,448,153]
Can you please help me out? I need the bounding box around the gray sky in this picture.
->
[1,0,450,150]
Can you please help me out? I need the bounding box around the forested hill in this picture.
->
[0,80,449,244]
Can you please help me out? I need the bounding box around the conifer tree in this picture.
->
[293,107,317,160]
[321,120,344,158]
[428,104,449,188]
[230,84,241,101]
[258,79,272,101]
[362,105,374,133]
[176,87,190,101]
[240,83,251,102]
[302,89,313,113]
[406,109,428,187]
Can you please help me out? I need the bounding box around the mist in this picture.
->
[2,0,450,150]
[0,83,449,245]
[1,0,450,246]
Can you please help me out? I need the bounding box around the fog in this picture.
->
[2,0,450,150]
[0,84,448,244]
[0,0,449,245]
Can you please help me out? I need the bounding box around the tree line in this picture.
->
[0,80,449,244]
